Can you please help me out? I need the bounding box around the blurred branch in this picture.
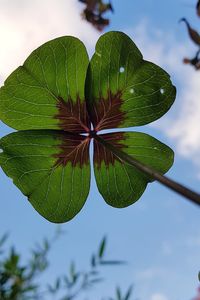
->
[0,234,132,300]
[78,0,114,31]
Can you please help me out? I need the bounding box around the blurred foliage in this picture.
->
[78,0,113,31]
[197,0,200,17]
[0,234,133,300]
[179,1,200,70]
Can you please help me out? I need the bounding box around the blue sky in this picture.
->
[1,1,200,299]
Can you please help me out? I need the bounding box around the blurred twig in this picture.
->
[78,0,114,31]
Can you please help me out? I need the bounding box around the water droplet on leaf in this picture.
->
[160,88,165,94]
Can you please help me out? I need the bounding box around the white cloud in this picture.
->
[167,74,200,156]
[128,20,200,175]
[151,293,169,300]
[0,0,99,83]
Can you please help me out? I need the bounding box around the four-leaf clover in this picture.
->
[0,31,176,223]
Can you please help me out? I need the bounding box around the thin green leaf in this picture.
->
[0,233,9,248]
[100,260,126,266]
[43,238,50,251]
[98,236,107,259]
[55,278,61,290]
[88,277,104,286]
[70,262,78,283]
[116,286,122,300]
[91,254,97,268]
[124,285,133,300]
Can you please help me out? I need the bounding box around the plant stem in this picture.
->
[94,134,200,206]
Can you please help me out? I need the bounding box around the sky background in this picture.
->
[1,1,200,300]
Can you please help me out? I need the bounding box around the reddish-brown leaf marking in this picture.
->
[94,132,126,168]
[88,90,126,132]
[55,96,91,133]
[54,133,90,167]
[54,93,127,169]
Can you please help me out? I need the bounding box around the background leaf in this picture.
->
[98,236,107,259]
[124,285,133,300]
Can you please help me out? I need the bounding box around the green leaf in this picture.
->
[86,31,176,131]
[0,36,90,132]
[4,248,20,272]
[94,132,174,207]
[70,262,79,283]
[99,260,126,265]
[124,285,133,300]
[116,287,122,300]
[0,233,9,248]
[89,277,104,284]
[91,254,97,268]
[55,278,61,290]
[43,238,50,251]
[98,236,107,259]
[0,130,90,223]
